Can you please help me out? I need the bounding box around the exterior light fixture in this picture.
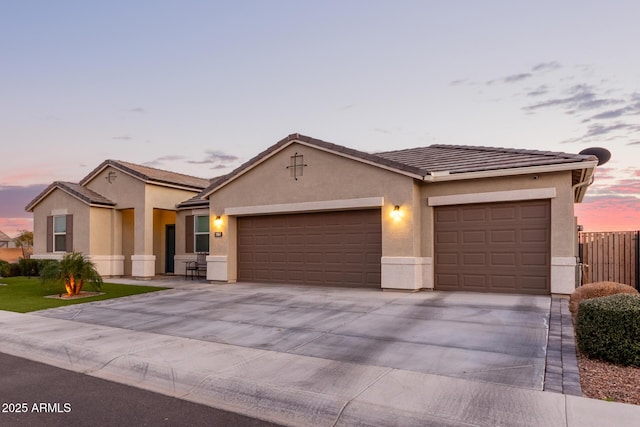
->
[214,216,222,227]
[391,205,402,220]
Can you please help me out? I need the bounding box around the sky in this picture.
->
[1,0,639,238]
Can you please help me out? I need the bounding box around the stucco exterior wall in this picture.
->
[207,143,422,284]
[31,189,91,255]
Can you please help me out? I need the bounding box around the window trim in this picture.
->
[53,214,67,253]
[194,214,210,253]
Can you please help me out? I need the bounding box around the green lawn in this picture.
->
[0,276,169,313]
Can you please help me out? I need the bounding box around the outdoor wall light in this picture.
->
[214,216,223,227]
[391,205,402,220]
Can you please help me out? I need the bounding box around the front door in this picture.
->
[165,225,175,273]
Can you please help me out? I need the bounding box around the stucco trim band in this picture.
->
[224,197,385,216]
[381,257,433,291]
[427,188,557,207]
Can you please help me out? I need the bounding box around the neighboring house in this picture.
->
[26,160,210,278]
[0,230,13,248]
[27,134,598,295]
[0,230,23,263]
[176,133,597,295]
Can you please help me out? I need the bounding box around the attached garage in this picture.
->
[434,200,550,295]
[237,209,382,288]
[191,134,597,294]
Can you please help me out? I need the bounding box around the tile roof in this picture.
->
[177,174,230,209]
[25,182,116,212]
[80,160,210,190]
[201,133,597,197]
[375,145,597,175]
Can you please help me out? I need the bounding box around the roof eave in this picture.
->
[423,160,599,183]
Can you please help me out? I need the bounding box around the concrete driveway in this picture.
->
[35,281,550,389]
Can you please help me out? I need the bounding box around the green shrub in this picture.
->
[8,263,21,277]
[18,258,40,276]
[0,260,9,277]
[575,294,640,366]
[569,281,638,319]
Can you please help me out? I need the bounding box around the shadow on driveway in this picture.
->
[34,282,550,389]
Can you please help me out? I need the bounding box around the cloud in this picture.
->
[575,195,640,231]
[503,73,532,83]
[526,85,549,97]
[584,94,640,121]
[127,107,145,113]
[524,84,622,113]
[449,79,468,86]
[627,140,640,145]
[373,128,391,134]
[112,135,133,141]
[562,122,640,144]
[532,61,562,72]
[143,155,187,167]
[187,150,239,169]
[607,179,640,195]
[0,218,34,237]
[0,184,48,217]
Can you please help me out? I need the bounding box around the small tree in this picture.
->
[13,230,33,259]
[40,252,103,297]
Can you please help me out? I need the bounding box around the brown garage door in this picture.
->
[434,200,550,295]
[237,210,381,288]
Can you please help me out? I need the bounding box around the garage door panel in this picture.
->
[491,230,516,243]
[491,253,516,266]
[462,230,486,244]
[238,210,381,288]
[462,208,486,222]
[490,206,517,221]
[435,200,550,295]
[463,253,486,265]
[462,274,487,288]
[521,228,549,243]
[436,231,458,244]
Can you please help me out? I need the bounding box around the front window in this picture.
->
[194,215,210,253]
[54,215,67,252]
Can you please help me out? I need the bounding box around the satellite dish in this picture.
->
[579,147,611,166]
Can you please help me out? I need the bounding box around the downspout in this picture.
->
[571,172,595,202]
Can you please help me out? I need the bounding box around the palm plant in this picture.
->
[40,252,103,297]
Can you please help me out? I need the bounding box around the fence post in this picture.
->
[635,231,640,291]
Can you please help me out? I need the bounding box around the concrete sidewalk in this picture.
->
[1,309,638,426]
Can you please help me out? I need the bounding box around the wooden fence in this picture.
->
[578,231,639,289]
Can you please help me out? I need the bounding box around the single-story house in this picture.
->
[28,134,598,295]
[26,160,210,277]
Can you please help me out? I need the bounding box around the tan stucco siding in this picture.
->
[421,171,576,258]
[207,143,423,279]
[31,189,91,254]
[89,206,117,255]
[85,166,146,209]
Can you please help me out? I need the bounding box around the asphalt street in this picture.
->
[0,352,282,427]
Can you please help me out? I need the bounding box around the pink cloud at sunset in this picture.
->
[0,218,33,238]
[576,196,640,231]
[575,165,640,232]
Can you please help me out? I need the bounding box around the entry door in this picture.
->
[165,224,176,273]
